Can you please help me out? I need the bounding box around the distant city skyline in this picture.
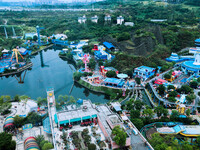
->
[2,0,99,2]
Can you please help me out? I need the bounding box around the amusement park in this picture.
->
[1,2,200,149]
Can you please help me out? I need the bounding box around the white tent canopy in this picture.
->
[2,49,9,53]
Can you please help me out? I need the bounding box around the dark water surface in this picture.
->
[0,49,109,103]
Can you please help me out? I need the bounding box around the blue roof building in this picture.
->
[103,42,115,50]
[94,50,108,60]
[134,66,156,81]
[195,39,200,47]
[103,78,125,87]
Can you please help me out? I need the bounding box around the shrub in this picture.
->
[106,70,117,78]
[117,32,131,42]
[88,143,96,150]
[73,72,82,81]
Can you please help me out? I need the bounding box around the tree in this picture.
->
[0,132,16,150]
[154,106,165,118]
[197,136,200,146]
[150,133,167,149]
[125,100,133,111]
[25,112,42,125]
[42,143,53,150]
[26,37,32,41]
[143,108,154,119]
[57,95,68,104]
[130,110,140,119]
[117,32,131,42]
[168,97,176,102]
[35,135,45,149]
[14,115,24,128]
[164,73,171,79]
[3,38,23,50]
[69,96,76,104]
[157,84,166,95]
[40,140,48,149]
[181,141,193,150]
[37,97,47,107]
[167,85,175,90]
[170,110,179,121]
[197,77,200,83]
[88,58,96,70]
[88,143,96,150]
[14,95,20,102]
[131,118,144,130]
[186,94,196,104]
[106,70,117,78]
[190,81,198,89]
[168,91,178,97]
[82,45,93,54]
[20,95,29,109]
[186,109,191,117]
[134,100,143,110]
[33,35,38,42]
[198,91,200,96]
[98,60,104,66]
[135,77,141,85]
[163,109,169,118]
[73,72,82,81]
[180,85,192,94]
[112,125,127,147]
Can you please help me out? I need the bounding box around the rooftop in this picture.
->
[103,42,115,49]
[103,78,123,85]
[135,66,155,72]
[108,114,122,125]
[55,100,97,124]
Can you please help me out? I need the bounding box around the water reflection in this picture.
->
[0,49,109,103]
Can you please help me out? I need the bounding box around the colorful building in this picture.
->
[134,66,156,81]
[3,116,15,131]
[100,66,118,75]
[24,137,40,150]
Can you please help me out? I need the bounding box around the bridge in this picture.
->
[52,39,68,46]
[46,88,57,150]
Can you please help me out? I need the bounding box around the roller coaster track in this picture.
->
[148,81,200,108]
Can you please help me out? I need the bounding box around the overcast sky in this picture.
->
[3,0,35,1]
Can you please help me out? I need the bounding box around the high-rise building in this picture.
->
[35,0,54,5]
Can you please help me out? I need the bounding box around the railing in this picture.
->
[0,62,33,77]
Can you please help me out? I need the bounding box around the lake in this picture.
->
[0,48,109,103]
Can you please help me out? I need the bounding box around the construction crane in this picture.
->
[10,48,24,64]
